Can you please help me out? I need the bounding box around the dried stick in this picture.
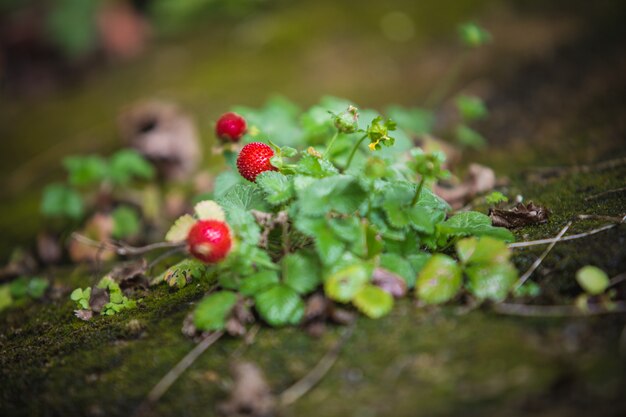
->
[493,302,626,317]
[509,215,625,249]
[279,324,354,407]
[71,232,185,256]
[134,331,224,416]
[514,221,571,290]
[584,186,626,201]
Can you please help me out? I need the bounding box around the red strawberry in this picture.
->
[236,142,278,182]
[187,220,232,263]
[215,112,247,142]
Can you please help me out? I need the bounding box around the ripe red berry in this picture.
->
[215,112,247,142]
[236,142,278,182]
[187,220,232,263]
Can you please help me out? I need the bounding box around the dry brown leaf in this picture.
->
[118,100,201,181]
[489,201,550,229]
[218,362,276,417]
[434,163,496,209]
[68,213,116,263]
[372,267,408,298]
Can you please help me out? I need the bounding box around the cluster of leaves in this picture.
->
[71,276,138,316]
[160,97,518,332]
[41,149,154,236]
[0,276,49,313]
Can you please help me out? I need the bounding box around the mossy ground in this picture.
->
[1,1,625,416]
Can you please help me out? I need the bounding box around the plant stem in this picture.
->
[323,131,339,158]
[343,134,368,172]
[410,178,425,206]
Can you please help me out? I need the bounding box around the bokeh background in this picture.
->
[0,0,624,258]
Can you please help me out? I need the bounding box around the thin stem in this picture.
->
[493,302,626,318]
[134,331,224,416]
[323,131,339,158]
[279,324,354,407]
[514,221,572,290]
[410,178,426,206]
[343,134,368,172]
[71,233,186,256]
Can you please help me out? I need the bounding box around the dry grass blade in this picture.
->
[279,324,355,407]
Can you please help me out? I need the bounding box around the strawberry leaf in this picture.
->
[256,171,294,205]
[194,291,238,331]
[240,270,280,296]
[282,251,321,294]
[438,211,514,242]
[353,284,393,319]
[255,284,305,327]
[466,263,518,302]
[324,263,369,303]
[415,254,462,305]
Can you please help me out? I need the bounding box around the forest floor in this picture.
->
[1,1,625,416]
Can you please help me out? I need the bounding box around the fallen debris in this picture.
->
[218,362,276,417]
[434,163,496,209]
[489,201,550,229]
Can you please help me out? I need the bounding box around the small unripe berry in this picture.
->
[236,142,278,182]
[187,220,232,263]
[215,112,247,142]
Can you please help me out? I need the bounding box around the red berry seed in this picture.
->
[187,220,232,263]
[215,112,247,142]
[236,142,278,182]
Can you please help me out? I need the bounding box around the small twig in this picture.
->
[509,215,625,249]
[609,272,626,288]
[514,221,571,289]
[147,247,186,271]
[71,233,185,256]
[279,324,355,407]
[493,302,626,317]
[134,331,224,416]
[584,186,626,201]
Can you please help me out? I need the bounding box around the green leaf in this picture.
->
[407,253,431,276]
[0,285,12,313]
[256,171,294,205]
[455,95,488,121]
[165,214,196,242]
[295,154,338,178]
[296,175,367,216]
[194,200,225,221]
[225,207,261,244]
[240,270,280,296]
[513,281,541,298]
[485,191,508,205]
[455,125,487,149]
[9,277,29,299]
[380,254,416,287]
[282,252,321,294]
[27,277,49,299]
[108,149,155,185]
[193,291,238,331]
[213,170,243,199]
[439,212,515,242]
[63,155,108,187]
[41,183,84,220]
[218,183,269,212]
[295,217,345,265]
[255,284,305,327]
[456,236,510,265]
[324,263,369,303]
[466,263,518,302]
[353,284,393,319]
[415,254,462,305]
[576,266,610,295]
[458,22,492,48]
[155,258,208,287]
[112,206,141,239]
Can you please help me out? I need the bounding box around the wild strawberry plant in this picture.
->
[147,98,518,332]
